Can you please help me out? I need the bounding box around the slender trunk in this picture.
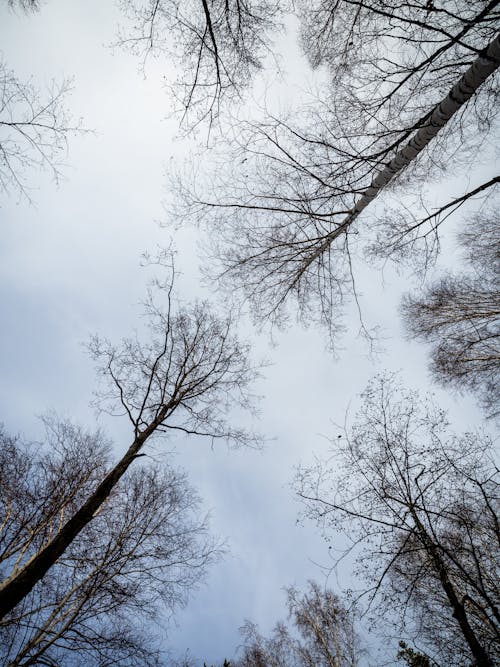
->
[410,510,493,666]
[0,416,162,620]
[7,567,98,667]
[307,32,500,267]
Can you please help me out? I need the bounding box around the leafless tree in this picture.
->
[296,374,499,667]
[6,0,42,11]
[116,0,285,129]
[0,417,218,666]
[366,176,499,278]
[233,581,360,667]
[402,208,500,417]
[173,2,499,342]
[0,257,261,620]
[0,58,82,202]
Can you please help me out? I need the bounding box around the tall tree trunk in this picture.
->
[306,32,500,268]
[0,415,164,620]
[410,510,494,666]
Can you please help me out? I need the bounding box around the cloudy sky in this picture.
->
[0,2,491,664]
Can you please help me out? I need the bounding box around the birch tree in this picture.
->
[234,582,360,667]
[401,208,500,417]
[0,419,217,667]
[296,375,499,667]
[174,2,500,342]
[0,261,261,620]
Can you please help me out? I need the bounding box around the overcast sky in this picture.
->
[0,2,492,664]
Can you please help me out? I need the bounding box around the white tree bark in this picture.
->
[311,32,500,260]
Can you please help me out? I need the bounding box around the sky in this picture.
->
[0,2,493,665]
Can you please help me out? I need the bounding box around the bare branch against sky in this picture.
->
[402,208,500,418]
[297,374,499,667]
[0,256,261,620]
[174,4,499,346]
[0,57,84,202]
[116,0,286,130]
[1,2,498,664]
[0,418,218,667]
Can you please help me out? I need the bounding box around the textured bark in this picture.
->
[0,414,164,620]
[410,511,494,667]
[308,31,500,265]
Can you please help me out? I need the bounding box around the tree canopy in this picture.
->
[0,259,261,620]
[1,2,498,664]
[297,375,499,666]
[173,2,499,346]
[0,419,217,667]
[402,208,500,417]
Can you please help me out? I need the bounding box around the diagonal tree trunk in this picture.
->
[0,281,260,622]
[301,32,500,274]
[409,508,494,667]
[0,415,163,621]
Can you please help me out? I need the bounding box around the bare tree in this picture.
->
[0,58,82,202]
[0,418,218,666]
[233,581,360,667]
[0,258,261,620]
[296,375,499,666]
[116,0,285,129]
[365,176,499,278]
[173,3,499,342]
[402,208,500,417]
[299,1,499,122]
[6,0,42,11]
